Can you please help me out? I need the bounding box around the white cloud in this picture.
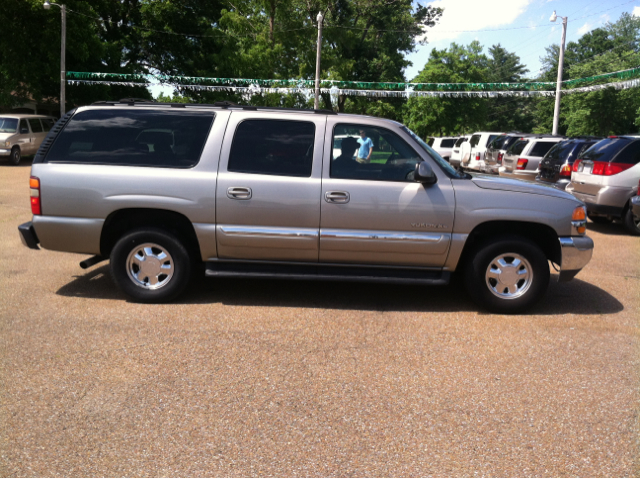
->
[422,0,532,43]
[633,6,640,17]
[577,22,592,35]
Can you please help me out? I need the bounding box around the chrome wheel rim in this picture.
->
[126,243,174,290]
[485,253,533,300]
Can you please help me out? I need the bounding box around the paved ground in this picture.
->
[1,160,639,477]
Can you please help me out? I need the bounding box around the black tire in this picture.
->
[9,146,20,165]
[623,206,640,236]
[587,214,612,224]
[464,235,550,314]
[110,228,192,303]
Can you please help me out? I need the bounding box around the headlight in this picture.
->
[4,141,9,147]
[571,206,587,235]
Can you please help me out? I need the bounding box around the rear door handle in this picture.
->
[324,191,350,204]
[227,187,252,200]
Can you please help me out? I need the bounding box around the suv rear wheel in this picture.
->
[464,236,550,314]
[110,228,192,303]
[623,206,640,236]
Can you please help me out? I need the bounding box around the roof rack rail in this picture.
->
[90,99,338,115]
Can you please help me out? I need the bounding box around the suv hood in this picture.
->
[471,174,577,201]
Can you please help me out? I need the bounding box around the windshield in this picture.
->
[0,118,18,133]
[402,126,465,178]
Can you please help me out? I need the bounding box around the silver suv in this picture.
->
[18,101,594,313]
[500,135,565,181]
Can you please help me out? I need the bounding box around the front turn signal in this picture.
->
[572,206,587,235]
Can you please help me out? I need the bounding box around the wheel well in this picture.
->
[459,221,561,266]
[100,208,201,260]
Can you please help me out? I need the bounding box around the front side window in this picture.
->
[228,119,315,177]
[441,139,456,148]
[45,109,214,168]
[331,124,422,182]
[0,117,18,133]
[19,120,29,134]
[28,119,43,133]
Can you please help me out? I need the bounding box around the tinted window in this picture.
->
[581,138,638,164]
[28,119,43,133]
[489,135,508,150]
[544,141,584,165]
[19,120,29,134]
[45,109,214,168]
[454,137,467,147]
[0,117,18,133]
[41,118,54,132]
[508,139,529,155]
[529,141,557,157]
[502,136,519,151]
[330,124,420,181]
[440,139,456,148]
[485,135,498,147]
[229,120,314,177]
[469,135,481,147]
[611,140,640,165]
[427,138,435,146]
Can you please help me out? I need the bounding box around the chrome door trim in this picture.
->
[219,225,319,238]
[321,229,444,242]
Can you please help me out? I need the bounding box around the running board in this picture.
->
[205,261,450,285]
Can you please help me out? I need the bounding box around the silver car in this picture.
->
[484,133,531,175]
[500,135,565,181]
[18,102,593,313]
[0,114,56,165]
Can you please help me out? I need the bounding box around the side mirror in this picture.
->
[414,161,437,185]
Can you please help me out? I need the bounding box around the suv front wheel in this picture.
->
[110,228,192,303]
[464,236,550,314]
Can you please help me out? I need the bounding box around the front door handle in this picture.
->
[324,191,350,204]
[227,187,252,200]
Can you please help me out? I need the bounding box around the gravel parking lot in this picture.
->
[1,160,639,477]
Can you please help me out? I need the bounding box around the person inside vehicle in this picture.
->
[331,136,359,177]
[357,129,374,164]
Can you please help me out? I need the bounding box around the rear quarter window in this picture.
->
[440,139,456,148]
[529,141,557,157]
[610,140,640,165]
[44,109,214,168]
[581,138,632,163]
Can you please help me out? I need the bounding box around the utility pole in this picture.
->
[550,11,567,135]
[44,1,66,117]
[314,12,323,110]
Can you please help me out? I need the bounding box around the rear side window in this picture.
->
[485,135,498,147]
[454,137,467,147]
[508,139,529,156]
[45,109,214,168]
[469,135,481,147]
[489,135,507,150]
[501,136,519,151]
[228,120,315,177]
[427,138,435,146]
[529,141,557,157]
[28,119,43,133]
[440,139,456,148]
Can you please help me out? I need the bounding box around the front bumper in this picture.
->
[0,148,10,156]
[18,221,40,250]
[558,235,594,282]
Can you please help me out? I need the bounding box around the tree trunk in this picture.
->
[338,94,346,112]
[268,0,276,43]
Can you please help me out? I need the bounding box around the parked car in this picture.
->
[536,137,602,190]
[449,136,468,168]
[566,135,640,235]
[484,133,531,175]
[500,135,565,181]
[19,101,593,313]
[427,136,458,161]
[460,131,502,171]
[0,114,56,165]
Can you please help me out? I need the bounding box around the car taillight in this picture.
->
[572,159,582,172]
[29,176,41,215]
[497,153,503,164]
[559,164,571,177]
[516,158,528,170]
[591,161,633,176]
[475,153,480,161]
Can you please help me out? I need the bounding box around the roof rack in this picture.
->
[91,99,338,115]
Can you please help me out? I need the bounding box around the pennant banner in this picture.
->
[67,78,640,97]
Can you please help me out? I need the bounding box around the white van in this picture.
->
[0,114,57,165]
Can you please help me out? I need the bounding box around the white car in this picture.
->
[449,136,468,168]
[460,131,502,171]
[566,135,640,235]
[427,136,458,161]
[0,114,56,165]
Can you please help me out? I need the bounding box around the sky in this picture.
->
[405,0,640,80]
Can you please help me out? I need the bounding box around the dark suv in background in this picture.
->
[536,137,603,190]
